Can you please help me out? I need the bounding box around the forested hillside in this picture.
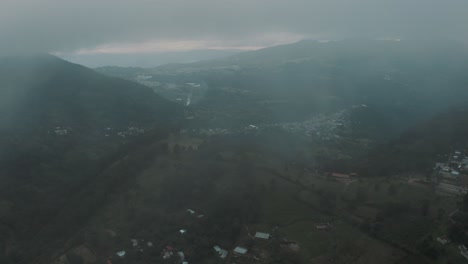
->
[0,55,182,263]
[361,106,468,176]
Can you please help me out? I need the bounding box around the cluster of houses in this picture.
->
[460,245,468,260]
[269,109,349,140]
[111,208,276,264]
[434,150,468,196]
[48,126,147,138]
[326,172,358,184]
[210,231,273,262]
[115,127,145,138]
[50,126,71,135]
[180,106,366,141]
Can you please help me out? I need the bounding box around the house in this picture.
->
[316,223,332,230]
[180,229,187,234]
[441,166,451,172]
[436,237,449,245]
[177,251,185,261]
[162,250,173,259]
[330,173,350,179]
[130,239,138,247]
[459,245,468,260]
[187,209,196,215]
[233,246,248,255]
[452,171,460,175]
[116,251,126,258]
[254,232,271,239]
[214,245,228,258]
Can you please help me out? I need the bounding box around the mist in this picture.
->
[1,0,467,55]
[2,1,468,264]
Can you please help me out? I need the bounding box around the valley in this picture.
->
[1,40,468,264]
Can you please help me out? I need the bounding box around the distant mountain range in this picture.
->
[59,49,242,68]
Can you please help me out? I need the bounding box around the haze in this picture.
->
[2,0,467,58]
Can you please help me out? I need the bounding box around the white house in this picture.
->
[255,232,270,239]
[233,246,248,255]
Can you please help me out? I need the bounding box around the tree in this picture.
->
[462,193,468,212]
[387,184,397,196]
[355,187,368,203]
[437,208,445,221]
[421,199,430,217]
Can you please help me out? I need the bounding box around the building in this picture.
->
[233,246,248,255]
[330,173,350,179]
[436,237,449,245]
[316,223,332,230]
[213,246,228,258]
[459,245,468,260]
[254,232,270,239]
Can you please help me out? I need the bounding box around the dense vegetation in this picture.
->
[361,106,468,176]
[0,55,182,263]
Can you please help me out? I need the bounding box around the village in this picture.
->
[432,150,468,261]
[433,150,468,196]
[47,122,468,264]
[87,206,318,264]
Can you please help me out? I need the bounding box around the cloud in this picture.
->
[1,0,467,54]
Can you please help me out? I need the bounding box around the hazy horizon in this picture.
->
[2,0,467,57]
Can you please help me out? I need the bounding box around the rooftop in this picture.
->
[255,232,270,239]
[233,246,248,255]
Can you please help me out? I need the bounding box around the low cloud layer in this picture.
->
[1,0,467,54]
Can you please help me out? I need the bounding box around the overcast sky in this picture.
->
[1,0,467,55]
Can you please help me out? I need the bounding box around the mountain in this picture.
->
[60,49,242,68]
[0,54,182,263]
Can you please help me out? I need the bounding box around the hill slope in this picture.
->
[0,54,182,263]
[360,106,468,176]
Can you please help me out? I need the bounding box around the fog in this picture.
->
[1,0,468,55]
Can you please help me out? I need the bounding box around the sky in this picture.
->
[1,0,467,56]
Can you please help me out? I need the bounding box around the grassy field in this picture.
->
[59,138,464,264]
[252,168,410,263]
